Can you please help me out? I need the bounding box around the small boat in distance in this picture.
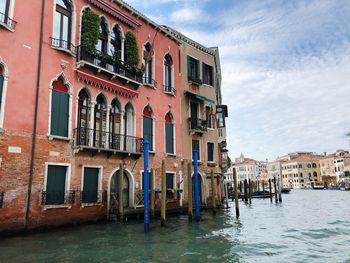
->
[251,190,273,198]
[281,188,291,194]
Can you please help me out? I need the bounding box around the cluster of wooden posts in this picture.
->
[231,168,283,219]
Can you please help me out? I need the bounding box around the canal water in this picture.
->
[1,190,350,263]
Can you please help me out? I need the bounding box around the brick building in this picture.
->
[0,0,227,233]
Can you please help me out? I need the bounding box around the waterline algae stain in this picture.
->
[1,191,350,262]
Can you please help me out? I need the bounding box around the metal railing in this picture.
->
[80,190,106,204]
[77,45,143,83]
[0,192,4,208]
[188,118,208,132]
[50,37,77,54]
[188,75,202,85]
[0,12,17,30]
[41,190,76,206]
[142,76,157,87]
[74,128,143,153]
[163,85,176,95]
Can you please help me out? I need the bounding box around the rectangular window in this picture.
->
[205,106,212,128]
[207,143,214,162]
[82,167,99,203]
[203,63,213,86]
[143,117,153,151]
[192,140,200,160]
[51,90,69,137]
[46,165,67,205]
[165,122,174,154]
[166,173,174,199]
[141,171,151,190]
[187,56,200,82]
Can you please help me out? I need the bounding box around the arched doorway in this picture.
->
[192,173,205,204]
[110,169,130,211]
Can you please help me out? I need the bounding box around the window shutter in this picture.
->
[166,173,174,189]
[187,56,191,80]
[46,165,66,205]
[197,60,200,80]
[51,91,69,137]
[143,117,153,151]
[60,92,69,137]
[51,91,60,136]
[165,123,174,154]
[83,168,99,203]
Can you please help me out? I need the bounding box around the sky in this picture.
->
[125,0,350,161]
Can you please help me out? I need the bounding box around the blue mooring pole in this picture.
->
[143,139,150,233]
[193,150,201,221]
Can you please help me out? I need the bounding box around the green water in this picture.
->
[1,190,350,262]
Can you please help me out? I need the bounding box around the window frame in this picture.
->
[202,63,214,86]
[187,56,200,83]
[81,165,103,205]
[192,139,201,161]
[43,162,71,209]
[165,112,175,155]
[53,0,72,49]
[207,142,214,163]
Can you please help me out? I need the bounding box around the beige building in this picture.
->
[161,26,228,204]
[282,155,322,188]
[267,161,283,181]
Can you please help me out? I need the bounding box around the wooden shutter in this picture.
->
[46,165,66,205]
[165,123,174,154]
[166,173,174,189]
[51,91,69,137]
[143,116,153,151]
[187,56,191,80]
[196,59,200,80]
[83,168,99,203]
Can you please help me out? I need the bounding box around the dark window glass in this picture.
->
[187,56,200,81]
[166,173,174,199]
[165,113,174,154]
[111,26,122,60]
[94,94,107,148]
[143,107,153,151]
[54,0,72,48]
[77,90,89,145]
[203,63,213,86]
[205,106,212,128]
[46,165,67,205]
[164,54,173,91]
[143,43,153,84]
[207,142,214,162]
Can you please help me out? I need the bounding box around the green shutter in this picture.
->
[166,173,174,189]
[196,60,200,80]
[51,91,69,137]
[83,168,99,203]
[46,165,66,205]
[165,123,174,154]
[143,117,153,151]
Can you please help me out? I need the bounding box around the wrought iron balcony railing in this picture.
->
[188,75,202,85]
[41,190,76,206]
[163,85,176,95]
[142,76,157,87]
[50,37,77,55]
[188,118,208,132]
[0,12,17,30]
[80,190,106,204]
[0,192,4,208]
[76,45,143,84]
[73,128,143,154]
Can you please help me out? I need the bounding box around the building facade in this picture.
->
[233,153,263,183]
[0,0,227,233]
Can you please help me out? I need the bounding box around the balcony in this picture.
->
[188,75,202,86]
[163,85,176,96]
[0,11,17,31]
[188,118,207,134]
[50,37,77,55]
[76,45,143,87]
[73,128,143,157]
[41,190,76,206]
[142,76,157,88]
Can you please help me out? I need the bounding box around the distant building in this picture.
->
[281,155,322,189]
[233,153,265,183]
[277,152,314,162]
[267,161,283,181]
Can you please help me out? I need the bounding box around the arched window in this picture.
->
[77,89,90,145]
[94,94,107,148]
[143,43,153,84]
[95,18,108,66]
[50,77,69,137]
[111,25,122,60]
[313,172,317,177]
[109,98,121,150]
[164,54,173,93]
[143,106,153,151]
[312,163,317,168]
[53,0,72,49]
[165,112,174,154]
[124,103,135,152]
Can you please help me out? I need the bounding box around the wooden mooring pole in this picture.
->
[248,179,252,204]
[244,179,248,202]
[233,168,240,218]
[211,169,216,214]
[118,163,124,222]
[262,180,265,199]
[161,160,166,226]
[278,176,282,203]
[268,178,272,203]
[273,177,278,204]
[150,169,155,218]
[187,163,193,222]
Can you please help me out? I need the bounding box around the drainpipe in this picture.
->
[24,0,46,230]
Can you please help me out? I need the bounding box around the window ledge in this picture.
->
[0,22,15,32]
[81,203,104,208]
[166,153,177,157]
[47,134,71,142]
[149,151,156,155]
[202,84,214,88]
[43,204,72,211]
[164,91,176,97]
[51,46,76,57]
[143,83,156,89]
[207,162,217,167]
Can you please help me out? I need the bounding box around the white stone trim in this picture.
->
[0,57,9,129]
[139,170,155,190]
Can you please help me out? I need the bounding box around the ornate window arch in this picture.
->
[53,0,74,50]
[164,54,174,94]
[77,88,90,145]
